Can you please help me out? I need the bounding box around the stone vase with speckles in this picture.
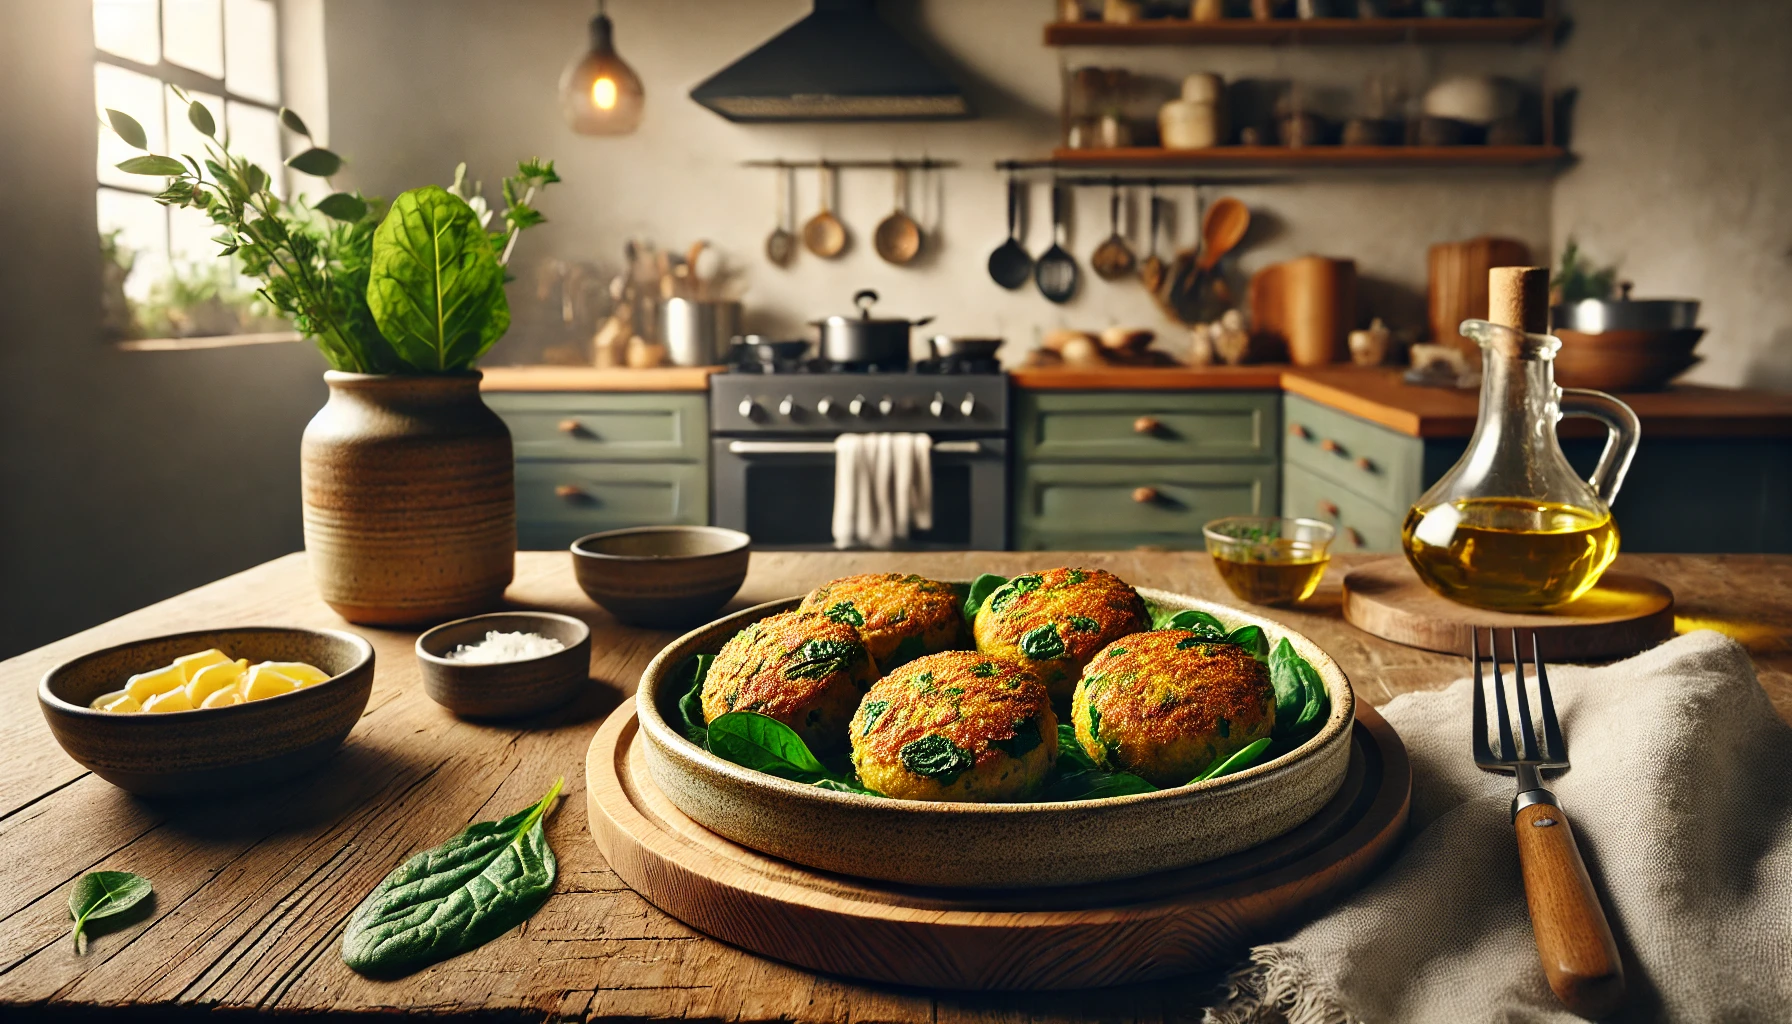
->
[300,371,514,625]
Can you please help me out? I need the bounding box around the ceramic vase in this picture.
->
[300,371,514,625]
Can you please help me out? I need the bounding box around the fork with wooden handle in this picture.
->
[1471,629,1626,1018]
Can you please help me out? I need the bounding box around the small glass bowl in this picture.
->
[1203,516,1336,607]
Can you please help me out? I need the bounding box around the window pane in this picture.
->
[224,0,279,104]
[165,85,222,167]
[96,63,167,188]
[164,0,224,79]
[169,203,223,265]
[94,0,160,64]
[97,188,169,303]
[226,101,285,199]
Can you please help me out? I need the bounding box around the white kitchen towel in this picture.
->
[831,433,933,549]
[1204,630,1792,1024]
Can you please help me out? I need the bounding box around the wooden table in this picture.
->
[4,552,1788,1021]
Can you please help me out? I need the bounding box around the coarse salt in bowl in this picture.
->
[416,612,591,719]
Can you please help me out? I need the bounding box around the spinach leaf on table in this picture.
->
[341,778,562,978]
[963,573,1007,625]
[1191,737,1273,783]
[68,871,152,954]
[676,654,713,747]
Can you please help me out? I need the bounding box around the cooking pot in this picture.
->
[1552,283,1699,333]
[811,289,933,366]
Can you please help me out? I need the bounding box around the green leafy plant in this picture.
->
[68,871,153,954]
[103,97,556,374]
[341,778,562,977]
[1553,237,1619,304]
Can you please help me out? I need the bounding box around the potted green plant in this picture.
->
[106,93,559,624]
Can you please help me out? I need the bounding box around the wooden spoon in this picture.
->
[1090,181,1135,281]
[1197,196,1250,272]
[873,166,923,265]
[764,166,796,267]
[802,164,847,259]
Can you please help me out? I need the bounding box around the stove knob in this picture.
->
[738,397,763,421]
[878,395,895,417]
[816,396,835,417]
[960,393,978,418]
[848,394,867,417]
[929,392,947,418]
[778,395,799,418]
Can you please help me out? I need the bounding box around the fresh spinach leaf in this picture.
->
[899,735,974,782]
[68,871,152,954]
[341,778,561,977]
[1018,623,1066,661]
[367,185,510,372]
[1041,768,1158,801]
[963,573,1007,624]
[707,712,830,780]
[787,637,863,679]
[1191,737,1274,783]
[859,699,890,735]
[813,777,883,797]
[1269,638,1328,736]
[1226,624,1270,661]
[988,573,1043,615]
[991,717,1042,759]
[1057,721,1097,770]
[1159,608,1230,639]
[676,654,713,747]
[823,601,863,627]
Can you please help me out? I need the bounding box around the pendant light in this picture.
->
[559,0,644,136]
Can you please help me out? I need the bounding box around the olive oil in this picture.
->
[1401,497,1619,611]
[1212,544,1330,607]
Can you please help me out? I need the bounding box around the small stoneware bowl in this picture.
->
[38,626,374,798]
[571,526,751,628]
[415,611,592,719]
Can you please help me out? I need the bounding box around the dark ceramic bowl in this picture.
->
[571,526,751,629]
[38,626,375,797]
[416,611,592,719]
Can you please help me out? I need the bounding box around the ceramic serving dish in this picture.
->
[634,587,1355,889]
[571,526,751,628]
[39,626,375,797]
[416,611,592,719]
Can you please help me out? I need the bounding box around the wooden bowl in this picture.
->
[38,627,374,797]
[1553,327,1703,352]
[634,588,1355,889]
[571,526,751,629]
[416,612,592,719]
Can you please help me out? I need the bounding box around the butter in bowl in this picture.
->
[416,612,592,719]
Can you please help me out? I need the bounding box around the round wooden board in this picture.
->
[1342,558,1677,661]
[585,702,1411,991]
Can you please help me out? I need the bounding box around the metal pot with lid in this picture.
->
[811,289,934,366]
[1552,282,1700,333]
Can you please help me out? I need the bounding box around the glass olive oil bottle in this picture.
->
[1402,498,1620,611]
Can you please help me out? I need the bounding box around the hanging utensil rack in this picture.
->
[741,158,960,171]
[993,160,1285,188]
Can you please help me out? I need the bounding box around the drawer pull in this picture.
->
[1319,438,1342,454]
[1354,456,1375,472]
[1346,527,1365,548]
[1289,423,1310,439]
[554,484,587,500]
[1132,486,1160,504]
[557,419,584,435]
[1133,416,1161,435]
[1317,500,1340,518]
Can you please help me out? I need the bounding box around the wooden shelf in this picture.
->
[1043,17,1554,46]
[1047,145,1571,169]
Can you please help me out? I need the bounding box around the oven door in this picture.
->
[713,436,1008,551]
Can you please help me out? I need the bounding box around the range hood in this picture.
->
[689,0,972,122]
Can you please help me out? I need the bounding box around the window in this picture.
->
[94,0,291,343]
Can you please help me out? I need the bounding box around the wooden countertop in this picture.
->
[4,550,1788,1021]
[1017,364,1792,439]
[480,365,722,392]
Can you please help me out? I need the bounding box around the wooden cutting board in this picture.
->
[586,701,1411,990]
[1342,558,1677,661]
[1427,236,1531,357]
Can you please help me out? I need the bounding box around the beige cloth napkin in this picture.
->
[1206,630,1792,1024]
[831,433,932,550]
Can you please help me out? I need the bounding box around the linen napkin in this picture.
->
[831,433,933,550]
[1205,630,1792,1024]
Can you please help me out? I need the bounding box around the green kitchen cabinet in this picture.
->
[1281,394,1792,554]
[1015,391,1281,550]
[486,392,709,550]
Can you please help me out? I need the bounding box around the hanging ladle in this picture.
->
[764,165,796,267]
[987,171,1032,289]
[1090,179,1135,281]
[1034,182,1079,304]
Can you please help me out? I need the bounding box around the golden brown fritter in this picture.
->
[971,567,1151,705]
[702,610,877,756]
[849,651,1058,802]
[798,573,966,671]
[1071,630,1276,788]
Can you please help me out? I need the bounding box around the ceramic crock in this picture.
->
[300,371,514,625]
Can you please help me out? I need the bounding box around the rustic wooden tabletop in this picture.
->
[2,551,1787,1021]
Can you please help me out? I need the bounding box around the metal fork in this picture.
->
[1471,630,1625,1018]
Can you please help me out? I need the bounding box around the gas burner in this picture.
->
[915,356,1002,376]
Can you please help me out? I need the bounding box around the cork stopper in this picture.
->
[1488,266,1549,333]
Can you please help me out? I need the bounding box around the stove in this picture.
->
[710,363,1010,550]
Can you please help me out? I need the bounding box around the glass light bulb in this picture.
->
[592,77,618,111]
[558,11,643,136]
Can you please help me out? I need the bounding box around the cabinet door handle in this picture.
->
[1318,500,1340,518]
[1355,456,1375,472]
[1133,416,1161,435]
[557,418,584,435]
[554,484,586,500]
[1289,423,1310,439]
[1320,438,1342,454]
[1132,486,1160,504]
